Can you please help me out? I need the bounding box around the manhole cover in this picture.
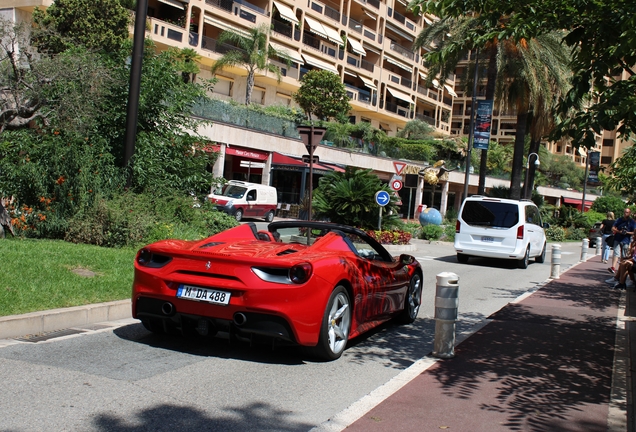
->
[15,328,87,343]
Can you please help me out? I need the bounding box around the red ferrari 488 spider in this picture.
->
[132,221,423,360]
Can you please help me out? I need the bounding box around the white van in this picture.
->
[454,196,548,268]
[207,181,278,222]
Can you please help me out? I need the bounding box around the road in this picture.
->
[0,239,587,432]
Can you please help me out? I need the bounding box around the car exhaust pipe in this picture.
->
[233,312,247,326]
[161,302,174,315]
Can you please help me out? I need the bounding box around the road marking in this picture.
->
[414,256,435,261]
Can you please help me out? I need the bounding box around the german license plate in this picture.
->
[481,236,494,242]
[176,285,231,305]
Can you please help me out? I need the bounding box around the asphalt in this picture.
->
[1,250,633,431]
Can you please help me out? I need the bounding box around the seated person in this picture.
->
[612,234,636,290]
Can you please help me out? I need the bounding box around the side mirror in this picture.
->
[543,222,550,229]
[399,254,414,265]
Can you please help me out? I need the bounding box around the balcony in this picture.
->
[414,113,435,126]
[348,17,363,34]
[345,84,373,104]
[272,19,293,38]
[389,41,414,61]
[385,101,413,118]
[302,32,322,51]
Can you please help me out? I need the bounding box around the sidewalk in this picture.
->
[336,256,630,431]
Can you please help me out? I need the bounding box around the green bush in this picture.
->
[546,226,566,242]
[402,222,423,239]
[442,224,456,242]
[421,224,444,240]
[581,210,604,229]
[64,192,238,247]
[565,227,587,241]
[591,196,627,216]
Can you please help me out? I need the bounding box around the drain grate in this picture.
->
[15,328,87,343]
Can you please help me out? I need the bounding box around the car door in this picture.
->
[245,189,257,217]
[524,205,543,255]
[347,237,409,320]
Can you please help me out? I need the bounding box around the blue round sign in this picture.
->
[375,190,390,207]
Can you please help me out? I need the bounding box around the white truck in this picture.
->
[207,180,278,222]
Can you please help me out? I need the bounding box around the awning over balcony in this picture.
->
[358,74,376,90]
[304,16,329,40]
[347,38,366,56]
[322,23,342,44]
[159,0,185,10]
[273,1,299,25]
[386,86,413,104]
[385,56,412,72]
[444,84,458,97]
[269,41,303,63]
[562,197,594,211]
[431,78,443,89]
[204,15,249,37]
[302,53,338,74]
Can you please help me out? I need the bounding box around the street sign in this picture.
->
[239,161,265,168]
[391,179,403,191]
[302,155,320,164]
[393,161,406,175]
[375,190,390,207]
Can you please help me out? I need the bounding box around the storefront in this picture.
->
[271,152,342,204]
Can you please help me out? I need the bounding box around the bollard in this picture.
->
[550,244,561,279]
[595,239,602,256]
[580,238,589,261]
[433,272,459,359]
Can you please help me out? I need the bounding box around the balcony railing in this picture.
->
[385,101,413,118]
[324,4,340,22]
[348,17,363,34]
[390,41,414,61]
[302,32,322,50]
[345,84,373,104]
[206,0,233,13]
[272,19,293,38]
[414,113,435,126]
[360,59,374,73]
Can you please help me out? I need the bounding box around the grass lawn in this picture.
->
[0,238,137,317]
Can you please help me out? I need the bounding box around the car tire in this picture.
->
[536,243,547,263]
[518,246,530,269]
[264,210,274,223]
[234,209,243,222]
[396,273,422,324]
[457,253,469,264]
[312,286,351,361]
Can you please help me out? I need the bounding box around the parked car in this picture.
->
[588,222,603,248]
[207,180,277,222]
[132,221,423,360]
[454,196,548,268]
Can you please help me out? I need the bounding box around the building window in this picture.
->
[603,139,614,147]
[601,156,613,165]
[213,76,233,96]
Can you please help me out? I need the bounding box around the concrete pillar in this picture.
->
[211,143,226,192]
[439,181,449,217]
[263,152,272,185]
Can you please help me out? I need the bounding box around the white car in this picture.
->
[454,196,548,268]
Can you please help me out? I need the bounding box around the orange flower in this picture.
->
[56,176,66,185]
[20,215,26,222]
[39,196,46,202]
[11,218,19,226]
[54,131,60,135]
[39,214,46,221]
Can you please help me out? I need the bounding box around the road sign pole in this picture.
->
[378,207,382,230]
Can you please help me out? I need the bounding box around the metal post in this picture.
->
[433,272,459,359]
[308,125,314,222]
[595,239,602,256]
[378,207,382,230]
[462,48,480,203]
[580,238,589,261]
[124,0,149,186]
[550,244,561,279]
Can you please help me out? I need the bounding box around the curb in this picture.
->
[0,300,132,340]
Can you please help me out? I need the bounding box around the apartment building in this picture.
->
[1,0,603,215]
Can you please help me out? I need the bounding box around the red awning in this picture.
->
[225,146,269,160]
[272,152,305,166]
[562,197,594,211]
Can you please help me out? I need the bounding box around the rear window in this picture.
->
[461,201,519,228]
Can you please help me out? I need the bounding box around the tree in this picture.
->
[293,69,351,122]
[0,19,115,134]
[210,24,290,105]
[412,12,570,199]
[31,0,131,54]
[607,144,636,203]
[397,119,435,140]
[313,168,401,230]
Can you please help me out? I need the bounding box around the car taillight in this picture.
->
[289,263,312,284]
[455,220,461,233]
[517,225,524,240]
[137,249,172,268]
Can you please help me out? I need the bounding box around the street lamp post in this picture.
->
[523,152,540,199]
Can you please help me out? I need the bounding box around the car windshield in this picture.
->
[462,201,519,228]
[222,185,247,199]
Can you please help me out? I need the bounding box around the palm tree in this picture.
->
[414,16,571,199]
[210,24,290,105]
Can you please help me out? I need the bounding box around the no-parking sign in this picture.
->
[391,179,403,191]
